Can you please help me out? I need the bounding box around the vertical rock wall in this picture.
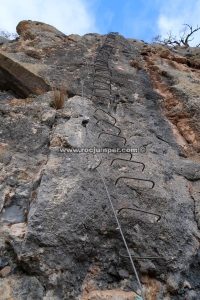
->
[0,21,200,300]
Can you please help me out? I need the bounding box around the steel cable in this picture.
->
[95,168,144,299]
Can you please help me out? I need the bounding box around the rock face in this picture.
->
[0,21,200,300]
[0,36,9,45]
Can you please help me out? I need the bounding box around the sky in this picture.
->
[0,0,200,45]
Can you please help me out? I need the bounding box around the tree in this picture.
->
[153,24,200,48]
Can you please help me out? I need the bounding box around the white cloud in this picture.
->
[0,0,97,35]
[157,0,200,46]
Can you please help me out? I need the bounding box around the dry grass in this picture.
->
[51,86,67,109]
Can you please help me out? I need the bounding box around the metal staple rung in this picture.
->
[94,71,112,77]
[115,176,155,188]
[117,207,161,222]
[94,62,109,68]
[93,77,111,83]
[90,36,147,299]
[95,55,110,60]
[93,85,111,91]
[94,64,111,70]
[92,94,112,100]
[93,79,111,86]
[111,158,145,171]
[94,58,109,65]
[119,250,164,260]
[93,95,111,99]
[94,67,111,73]
[98,132,127,145]
[92,92,111,99]
[94,74,111,81]
[94,108,117,125]
[96,119,121,135]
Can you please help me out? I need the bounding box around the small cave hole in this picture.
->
[82,119,89,127]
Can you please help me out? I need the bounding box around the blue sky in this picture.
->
[0,0,200,44]
[92,0,160,40]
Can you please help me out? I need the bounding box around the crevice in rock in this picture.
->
[188,182,200,230]
[26,110,58,222]
[141,49,200,156]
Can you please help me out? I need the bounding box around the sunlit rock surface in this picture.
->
[0,20,200,299]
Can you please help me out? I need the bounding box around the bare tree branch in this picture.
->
[153,24,200,48]
[182,24,200,47]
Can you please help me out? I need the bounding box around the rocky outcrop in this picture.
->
[0,21,200,300]
[0,52,50,97]
[16,20,66,40]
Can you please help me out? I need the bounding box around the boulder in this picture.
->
[16,20,66,41]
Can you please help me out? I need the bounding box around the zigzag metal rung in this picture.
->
[94,71,112,78]
[93,76,111,83]
[115,176,155,189]
[92,96,114,104]
[92,85,111,92]
[94,61,109,68]
[93,79,111,87]
[97,51,111,58]
[88,34,163,298]
[93,86,111,93]
[94,58,109,65]
[99,44,113,51]
[94,108,117,125]
[98,132,127,146]
[117,207,161,221]
[95,53,110,60]
[111,158,145,172]
[119,250,164,260]
[92,92,111,99]
[93,80,111,91]
[93,73,111,80]
[97,49,112,56]
[97,48,111,55]
[96,119,121,135]
[94,67,112,74]
[92,95,114,102]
